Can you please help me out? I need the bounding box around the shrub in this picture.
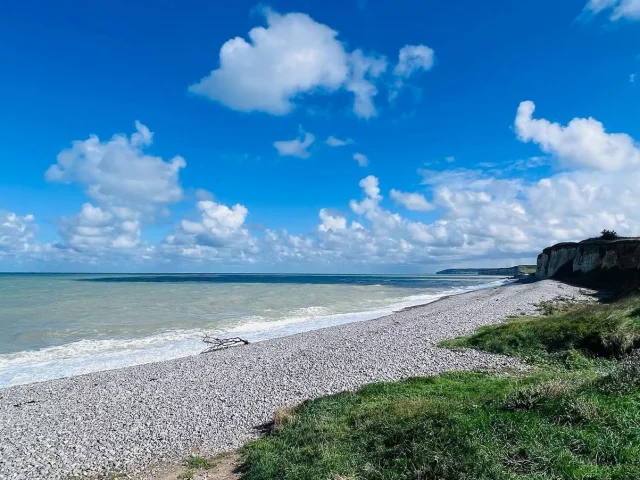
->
[185,455,213,470]
[601,229,618,240]
[503,379,573,411]
[558,395,600,424]
[596,353,640,395]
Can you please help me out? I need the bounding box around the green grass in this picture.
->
[443,296,640,365]
[519,265,537,275]
[239,297,640,480]
[177,455,214,480]
[185,455,214,470]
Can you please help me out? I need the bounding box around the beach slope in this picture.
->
[0,280,591,479]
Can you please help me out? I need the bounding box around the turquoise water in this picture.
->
[0,273,511,387]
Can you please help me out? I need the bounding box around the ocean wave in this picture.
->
[0,277,514,388]
[0,329,209,369]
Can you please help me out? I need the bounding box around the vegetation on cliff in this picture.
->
[599,229,619,241]
[239,299,640,480]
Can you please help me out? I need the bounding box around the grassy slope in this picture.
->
[443,297,640,364]
[239,298,640,480]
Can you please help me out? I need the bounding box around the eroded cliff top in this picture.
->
[540,237,640,255]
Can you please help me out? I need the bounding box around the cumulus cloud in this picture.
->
[45,122,186,257]
[390,44,435,100]
[393,45,435,78]
[274,128,316,158]
[0,211,36,257]
[395,102,640,261]
[57,203,141,252]
[161,199,260,264]
[282,103,640,267]
[188,9,380,118]
[353,152,369,167]
[325,135,353,147]
[189,10,349,115]
[345,50,388,119]
[417,166,640,258]
[12,99,640,271]
[169,200,250,248]
[189,9,433,119]
[46,121,185,211]
[265,102,640,267]
[318,208,348,232]
[584,0,640,20]
[515,101,640,171]
[390,189,435,211]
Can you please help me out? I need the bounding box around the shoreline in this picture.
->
[0,280,592,479]
[0,277,514,389]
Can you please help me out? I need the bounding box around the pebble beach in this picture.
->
[0,279,591,479]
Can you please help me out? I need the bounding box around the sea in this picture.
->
[0,273,512,388]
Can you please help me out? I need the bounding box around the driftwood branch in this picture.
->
[201,335,249,354]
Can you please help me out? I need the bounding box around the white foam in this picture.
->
[0,277,514,388]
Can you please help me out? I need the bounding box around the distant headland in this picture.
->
[436,265,537,276]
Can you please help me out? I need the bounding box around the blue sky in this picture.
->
[2,0,640,272]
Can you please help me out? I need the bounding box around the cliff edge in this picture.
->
[536,238,640,289]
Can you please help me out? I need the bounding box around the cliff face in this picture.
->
[536,239,640,288]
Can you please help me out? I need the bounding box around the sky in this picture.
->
[1,0,640,273]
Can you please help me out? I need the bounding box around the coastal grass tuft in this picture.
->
[185,455,214,470]
[239,297,640,480]
[176,455,215,479]
[272,406,296,432]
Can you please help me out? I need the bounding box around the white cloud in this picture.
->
[0,211,36,257]
[515,100,640,171]
[586,0,620,13]
[169,200,250,248]
[274,128,316,158]
[188,9,431,119]
[359,175,381,200]
[584,0,640,20]
[390,44,435,100]
[13,99,640,271]
[631,73,637,83]
[318,209,348,232]
[325,135,353,147]
[161,199,260,265]
[189,9,391,119]
[45,122,186,258]
[46,121,185,211]
[57,203,141,252]
[393,45,435,78]
[445,156,456,163]
[287,102,640,267]
[353,152,369,167]
[189,10,349,115]
[417,165,640,257]
[345,50,388,119]
[390,189,435,211]
[269,104,640,267]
